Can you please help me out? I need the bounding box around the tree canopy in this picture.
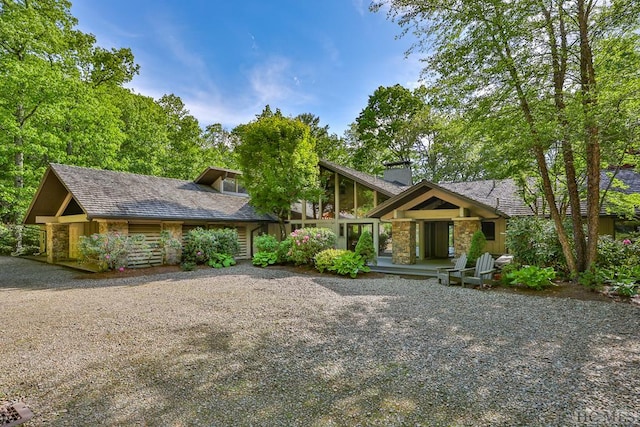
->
[234,107,321,237]
[374,0,640,274]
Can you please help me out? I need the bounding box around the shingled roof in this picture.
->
[439,179,537,217]
[24,164,275,224]
[319,160,407,196]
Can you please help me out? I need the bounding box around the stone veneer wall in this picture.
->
[97,220,129,236]
[392,219,416,265]
[162,222,183,265]
[453,218,481,257]
[46,223,69,263]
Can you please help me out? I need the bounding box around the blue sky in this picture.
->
[71,1,422,135]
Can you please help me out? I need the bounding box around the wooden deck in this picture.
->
[370,257,455,278]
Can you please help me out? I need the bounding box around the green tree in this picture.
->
[234,106,321,237]
[353,84,425,174]
[0,0,139,225]
[201,123,239,169]
[157,94,205,179]
[375,0,640,275]
[296,113,348,164]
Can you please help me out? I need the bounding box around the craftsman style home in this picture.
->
[25,161,639,267]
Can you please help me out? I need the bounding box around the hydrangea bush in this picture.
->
[287,227,336,265]
[78,232,148,271]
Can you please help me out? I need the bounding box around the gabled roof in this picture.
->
[24,164,276,224]
[194,166,243,186]
[369,169,640,220]
[367,178,533,218]
[319,159,407,196]
[439,179,536,217]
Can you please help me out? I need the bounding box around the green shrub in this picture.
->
[314,248,348,273]
[277,237,293,264]
[252,251,278,267]
[78,232,146,271]
[610,281,639,297]
[378,231,391,253]
[467,230,487,266]
[328,251,371,278]
[255,234,279,253]
[158,230,183,265]
[355,230,375,264]
[596,235,640,268]
[288,227,337,265]
[183,228,239,264]
[181,261,197,271]
[208,252,236,268]
[506,265,556,290]
[577,266,609,290]
[505,217,567,272]
[499,262,519,286]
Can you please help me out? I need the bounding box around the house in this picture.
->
[25,161,639,268]
[23,164,277,266]
[287,159,409,254]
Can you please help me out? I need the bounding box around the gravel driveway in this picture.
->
[1,256,639,426]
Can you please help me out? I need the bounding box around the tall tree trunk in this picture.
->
[493,25,579,276]
[541,0,588,272]
[14,105,25,254]
[577,0,600,269]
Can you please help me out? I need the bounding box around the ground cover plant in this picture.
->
[182,227,240,269]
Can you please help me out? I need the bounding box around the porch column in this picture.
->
[452,217,481,257]
[391,218,416,265]
[46,223,69,263]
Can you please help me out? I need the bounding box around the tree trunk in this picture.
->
[541,1,588,272]
[496,26,579,276]
[577,0,601,269]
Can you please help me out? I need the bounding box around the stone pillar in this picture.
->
[392,219,416,265]
[161,222,183,265]
[97,220,128,236]
[453,218,481,257]
[46,223,69,263]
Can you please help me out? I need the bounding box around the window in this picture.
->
[481,222,496,241]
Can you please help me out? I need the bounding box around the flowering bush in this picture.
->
[182,227,240,265]
[314,248,348,273]
[596,235,640,268]
[78,232,147,271]
[287,227,336,265]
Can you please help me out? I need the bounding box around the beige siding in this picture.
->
[599,217,615,236]
[484,219,507,255]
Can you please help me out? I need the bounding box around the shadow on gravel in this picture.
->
[28,274,640,426]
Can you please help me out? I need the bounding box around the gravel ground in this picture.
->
[1,256,639,427]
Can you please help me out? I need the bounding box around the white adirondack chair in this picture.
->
[436,253,468,285]
[460,252,495,288]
